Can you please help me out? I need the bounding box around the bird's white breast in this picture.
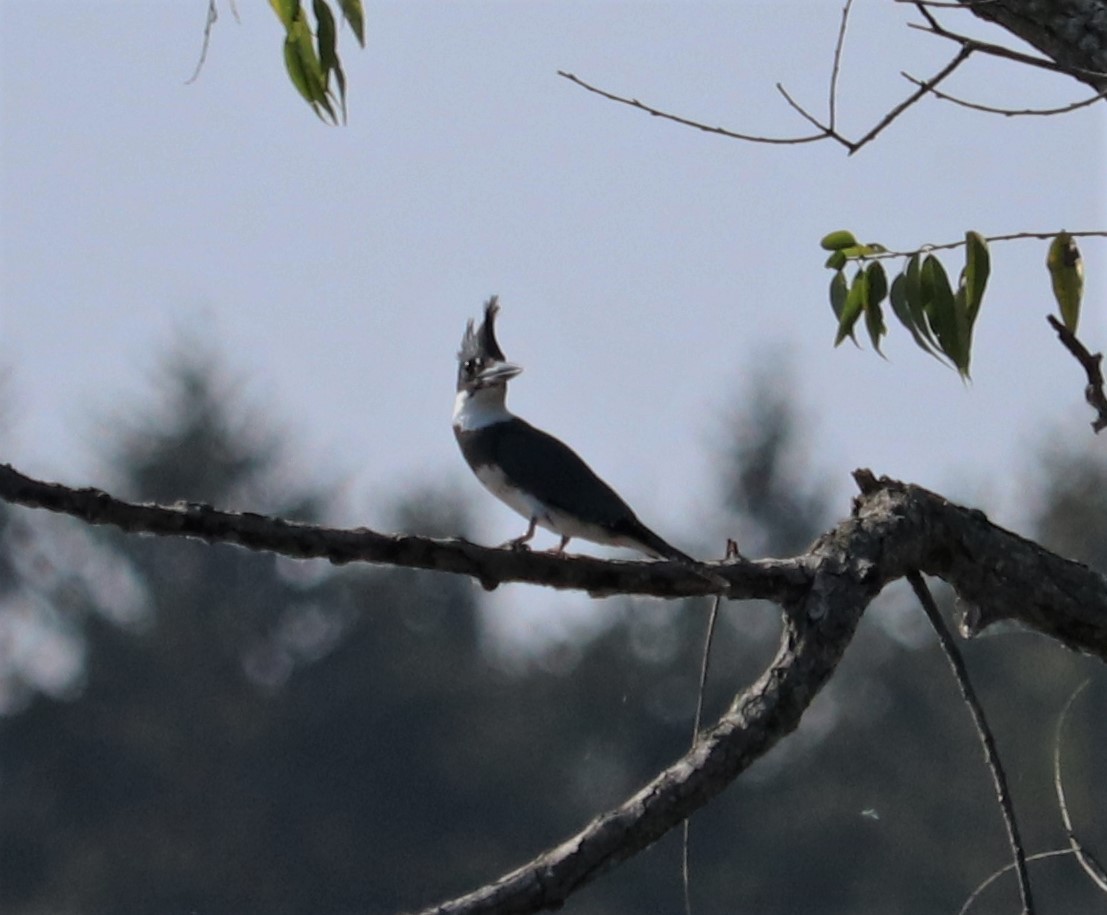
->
[453,387,512,432]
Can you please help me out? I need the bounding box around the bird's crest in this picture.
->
[459,295,506,364]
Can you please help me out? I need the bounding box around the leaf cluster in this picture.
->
[269,0,365,124]
[823,230,1086,378]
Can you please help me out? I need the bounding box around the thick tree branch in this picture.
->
[0,462,1105,658]
[3,461,1106,912]
[957,0,1107,93]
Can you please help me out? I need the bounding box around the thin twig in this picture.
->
[186,0,219,85]
[681,539,739,915]
[845,45,972,152]
[907,572,1034,915]
[556,71,825,145]
[1047,315,1107,433]
[1054,679,1107,891]
[681,590,723,915]
[901,71,1107,116]
[910,17,1107,82]
[958,850,1075,915]
[959,679,1107,913]
[863,229,1107,260]
[827,0,855,130]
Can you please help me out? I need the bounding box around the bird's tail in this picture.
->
[626,522,694,563]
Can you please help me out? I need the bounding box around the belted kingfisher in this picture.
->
[453,297,692,562]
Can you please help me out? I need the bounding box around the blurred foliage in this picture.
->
[0,349,1103,914]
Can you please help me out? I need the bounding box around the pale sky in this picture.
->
[1,1,1104,595]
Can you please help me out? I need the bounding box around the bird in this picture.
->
[452,296,693,562]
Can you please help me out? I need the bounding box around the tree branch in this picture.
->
[4,460,1106,912]
[1,462,1105,657]
[1047,314,1107,433]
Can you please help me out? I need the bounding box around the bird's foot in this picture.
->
[501,537,532,552]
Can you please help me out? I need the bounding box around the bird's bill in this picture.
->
[476,361,523,384]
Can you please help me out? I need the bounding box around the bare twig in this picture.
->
[1054,680,1107,891]
[958,850,1076,915]
[681,590,722,915]
[186,0,219,85]
[900,71,1107,116]
[562,32,973,157]
[906,571,1034,915]
[556,71,825,146]
[827,0,855,130]
[844,45,971,152]
[1047,315,1107,433]
[681,539,739,915]
[959,678,1107,913]
[910,15,1107,83]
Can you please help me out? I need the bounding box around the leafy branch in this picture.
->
[189,1,366,122]
[269,0,366,123]
[821,230,1099,419]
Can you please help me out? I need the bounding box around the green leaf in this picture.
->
[339,0,366,46]
[890,271,944,362]
[864,298,886,355]
[865,261,888,307]
[1047,231,1084,333]
[313,0,347,120]
[825,250,847,271]
[922,255,968,376]
[314,0,339,70]
[903,253,941,354]
[835,269,866,347]
[269,0,301,29]
[961,231,989,328]
[285,13,337,122]
[829,270,848,320]
[863,262,887,355]
[821,230,859,251]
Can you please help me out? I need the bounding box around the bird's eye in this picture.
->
[465,357,483,375]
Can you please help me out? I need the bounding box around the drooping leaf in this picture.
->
[269,0,300,29]
[961,231,989,328]
[890,271,943,361]
[821,230,859,251]
[314,0,339,70]
[866,261,888,307]
[339,0,366,46]
[864,296,886,356]
[313,0,347,120]
[835,269,866,347]
[286,13,337,122]
[1047,231,1084,333]
[829,270,848,320]
[863,262,887,355]
[903,253,942,355]
[922,255,968,376]
[825,250,848,271]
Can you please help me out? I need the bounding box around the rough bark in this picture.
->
[962,0,1107,91]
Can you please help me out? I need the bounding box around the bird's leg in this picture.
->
[547,535,571,555]
[504,517,538,551]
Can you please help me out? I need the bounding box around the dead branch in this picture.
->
[1047,315,1107,433]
